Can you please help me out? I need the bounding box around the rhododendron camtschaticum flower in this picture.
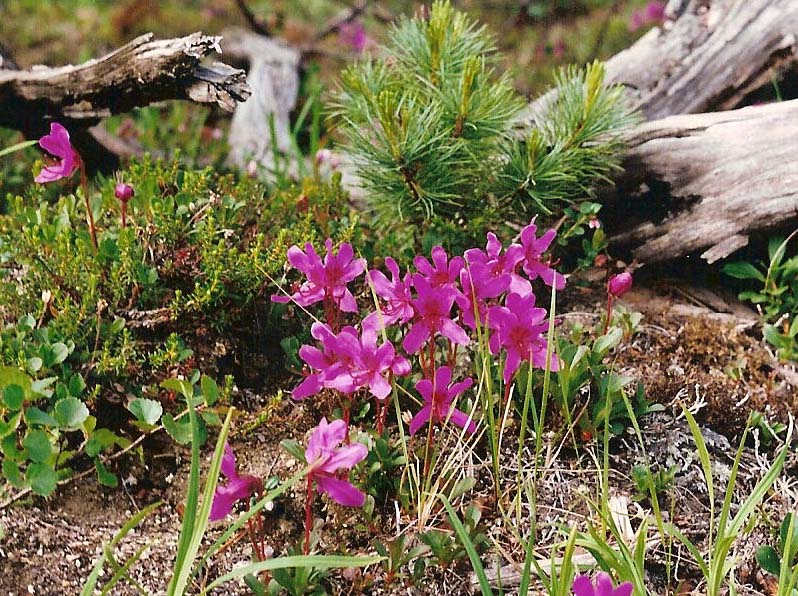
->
[293,322,409,401]
[489,292,558,384]
[572,572,633,596]
[409,366,476,435]
[272,239,365,315]
[35,123,80,183]
[303,418,367,553]
[403,275,469,354]
[519,218,566,290]
[362,257,414,333]
[210,443,262,521]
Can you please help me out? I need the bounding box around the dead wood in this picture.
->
[604,100,798,264]
[520,0,798,125]
[221,28,300,172]
[0,32,250,133]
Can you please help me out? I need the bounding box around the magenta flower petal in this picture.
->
[448,408,477,433]
[221,442,237,479]
[210,444,261,521]
[403,321,431,354]
[318,442,368,474]
[572,575,595,596]
[409,405,432,435]
[305,418,367,508]
[316,475,366,506]
[35,123,80,184]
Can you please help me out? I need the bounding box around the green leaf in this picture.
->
[26,357,43,373]
[280,439,306,464]
[23,430,53,463]
[723,262,765,281]
[200,410,222,427]
[161,378,194,400]
[68,374,86,398]
[2,459,25,489]
[594,327,622,355]
[200,375,219,406]
[0,366,33,396]
[94,459,119,488]
[50,342,70,365]
[127,398,163,426]
[2,385,25,411]
[0,411,22,439]
[0,139,38,158]
[54,397,90,429]
[27,462,58,497]
[756,546,781,576]
[25,407,58,427]
[200,555,384,594]
[162,413,191,445]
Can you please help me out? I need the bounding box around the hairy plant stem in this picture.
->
[78,158,98,251]
[603,294,614,335]
[304,476,315,555]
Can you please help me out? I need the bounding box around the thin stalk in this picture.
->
[304,476,315,555]
[79,158,98,251]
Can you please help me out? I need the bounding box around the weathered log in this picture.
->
[221,28,300,172]
[604,100,798,264]
[520,0,798,125]
[0,32,250,132]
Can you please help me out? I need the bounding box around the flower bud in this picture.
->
[114,183,134,202]
[607,272,633,297]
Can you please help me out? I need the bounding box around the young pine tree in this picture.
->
[328,1,635,242]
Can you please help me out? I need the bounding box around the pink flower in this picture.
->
[413,246,465,291]
[35,123,80,183]
[210,443,262,521]
[409,366,476,435]
[362,257,415,333]
[588,217,601,229]
[403,276,469,353]
[629,1,666,31]
[294,322,409,400]
[489,293,558,383]
[645,1,666,22]
[338,21,369,53]
[572,572,633,596]
[519,218,566,290]
[607,272,633,297]
[306,418,367,506]
[272,239,366,313]
[459,232,531,328]
[114,183,134,202]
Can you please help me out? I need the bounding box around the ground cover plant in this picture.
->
[1,1,797,596]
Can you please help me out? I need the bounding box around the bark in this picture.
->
[604,99,798,264]
[0,32,250,133]
[520,0,798,125]
[221,28,300,172]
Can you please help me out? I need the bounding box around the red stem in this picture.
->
[79,159,98,251]
[603,294,614,335]
[304,476,315,555]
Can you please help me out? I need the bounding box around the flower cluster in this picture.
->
[276,218,562,437]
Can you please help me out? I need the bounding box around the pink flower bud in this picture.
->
[607,272,633,297]
[114,183,134,202]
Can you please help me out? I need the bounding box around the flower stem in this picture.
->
[603,294,614,335]
[78,159,98,251]
[304,476,315,555]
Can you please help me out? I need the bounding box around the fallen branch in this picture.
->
[520,0,798,125]
[603,100,798,264]
[0,32,251,133]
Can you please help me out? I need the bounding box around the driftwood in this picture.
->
[0,32,250,169]
[221,28,300,172]
[521,0,798,125]
[604,100,798,264]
